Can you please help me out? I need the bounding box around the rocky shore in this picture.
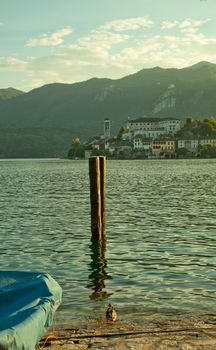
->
[37,314,216,349]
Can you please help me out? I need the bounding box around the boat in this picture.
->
[0,271,62,350]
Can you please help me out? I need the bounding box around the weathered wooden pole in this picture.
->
[89,156,106,240]
[99,156,106,240]
[89,156,102,239]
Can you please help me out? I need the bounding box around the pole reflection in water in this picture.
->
[87,238,112,301]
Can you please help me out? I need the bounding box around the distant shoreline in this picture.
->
[0,156,216,161]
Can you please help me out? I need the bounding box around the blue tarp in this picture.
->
[0,271,62,350]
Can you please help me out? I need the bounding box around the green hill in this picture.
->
[0,61,216,158]
[0,87,25,101]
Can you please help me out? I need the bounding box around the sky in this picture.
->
[0,0,216,91]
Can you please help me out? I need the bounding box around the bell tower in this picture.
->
[104,118,111,140]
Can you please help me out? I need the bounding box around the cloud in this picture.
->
[101,17,153,32]
[27,27,73,47]
[0,57,27,71]
[3,16,215,90]
[162,20,179,30]
[111,31,216,71]
[162,18,210,34]
[26,31,216,89]
[73,17,151,53]
[178,18,210,34]
[78,30,129,53]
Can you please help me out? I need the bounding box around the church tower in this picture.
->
[104,118,111,140]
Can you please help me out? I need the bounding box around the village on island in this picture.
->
[68,116,216,160]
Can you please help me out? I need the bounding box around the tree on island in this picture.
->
[198,144,216,158]
[177,147,190,158]
[68,138,85,159]
[117,126,127,140]
[178,116,216,137]
[186,116,194,125]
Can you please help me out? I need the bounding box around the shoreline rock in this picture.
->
[37,314,216,349]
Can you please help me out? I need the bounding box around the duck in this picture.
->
[106,303,117,321]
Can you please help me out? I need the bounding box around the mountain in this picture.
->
[0,61,216,158]
[0,87,25,101]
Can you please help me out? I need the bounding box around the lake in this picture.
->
[0,158,215,326]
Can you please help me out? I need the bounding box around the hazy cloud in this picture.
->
[77,31,129,55]
[4,16,215,90]
[162,18,210,34]
[178,18,210,34]
[162,20,179,30]
[101,17,153,32]
[111,31,216,71]
[27,33,216,89]
[27,27,73,47]
[0,57,27,71]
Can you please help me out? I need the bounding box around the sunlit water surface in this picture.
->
[0,159,215,326]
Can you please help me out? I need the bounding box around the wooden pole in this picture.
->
[89,157,102,239]
[99,156,106,239]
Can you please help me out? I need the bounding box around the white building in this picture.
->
[126,117,182,139]
[177,138,199,152]
[158,119,182,134]
[133,128,166,139]
[133,136,152,152]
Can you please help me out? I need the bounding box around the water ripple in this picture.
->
[0,159,215,325]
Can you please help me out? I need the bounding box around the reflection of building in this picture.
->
[104,118,111,140]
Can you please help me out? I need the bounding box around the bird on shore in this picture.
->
[106,303,117,321]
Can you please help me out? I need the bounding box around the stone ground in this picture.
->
[37,314,216,350]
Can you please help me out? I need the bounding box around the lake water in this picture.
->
[0,159,215,326]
